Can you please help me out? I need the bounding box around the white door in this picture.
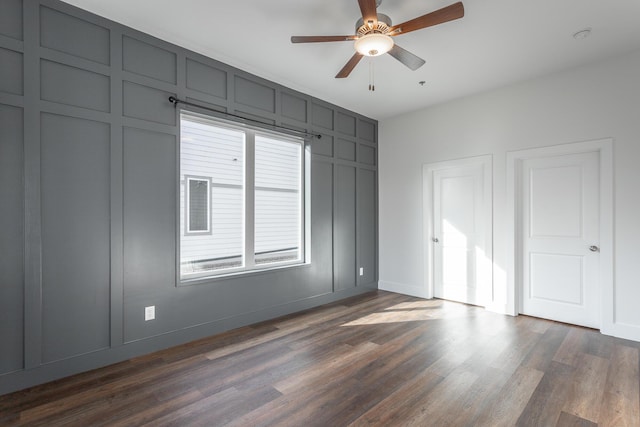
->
[520,151,600,328]
[432,162,491,306]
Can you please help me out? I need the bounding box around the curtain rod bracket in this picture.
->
[168,96,321,139]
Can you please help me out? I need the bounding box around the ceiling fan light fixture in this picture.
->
[354,33,394,57]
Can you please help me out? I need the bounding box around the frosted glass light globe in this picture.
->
[354,33,394,57]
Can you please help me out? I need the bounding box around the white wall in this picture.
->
[379,49,640,341]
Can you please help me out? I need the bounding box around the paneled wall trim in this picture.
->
[0,0,378,395]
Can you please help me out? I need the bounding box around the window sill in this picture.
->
[178,261,312,287]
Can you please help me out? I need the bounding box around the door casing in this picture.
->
[506,139,614,335]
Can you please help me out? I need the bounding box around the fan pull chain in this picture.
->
[368,59,375,91]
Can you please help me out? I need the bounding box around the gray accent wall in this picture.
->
[0,0,378,395]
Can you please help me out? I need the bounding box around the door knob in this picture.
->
[589,245,599,252]
[432,237,439,243]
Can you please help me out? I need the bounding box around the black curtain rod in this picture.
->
[168,96,321,139]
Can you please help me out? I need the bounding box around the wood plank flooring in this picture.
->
[1,291,639,426]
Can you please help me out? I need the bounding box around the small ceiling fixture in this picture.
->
[573,28,592,40]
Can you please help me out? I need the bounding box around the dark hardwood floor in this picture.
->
[1,291,639,426]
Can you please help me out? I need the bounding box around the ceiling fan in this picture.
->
[291,0,464,79]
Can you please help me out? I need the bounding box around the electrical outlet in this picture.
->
[145,306,155,321]
[359,267,364,276]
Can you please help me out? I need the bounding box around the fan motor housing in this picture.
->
[355,13,392,36]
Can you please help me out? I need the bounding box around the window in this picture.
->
[255,135,303,265]
[179,111,308,280]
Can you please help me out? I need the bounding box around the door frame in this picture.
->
[506,139,613,334]
[423,155,493,302]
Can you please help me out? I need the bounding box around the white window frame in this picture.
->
[179,111,310,283]
[184,176,212,235]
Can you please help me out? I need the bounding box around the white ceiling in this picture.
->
[61,0,640,120]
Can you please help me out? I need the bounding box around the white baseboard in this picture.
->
[611,322,640,342]
[378,280,430,299]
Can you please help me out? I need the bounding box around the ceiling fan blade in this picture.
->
[387,44,426,71]
[291,35,357,43]
[358,0,378,26]
[389,2,464,35]
[335,53,364,78]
